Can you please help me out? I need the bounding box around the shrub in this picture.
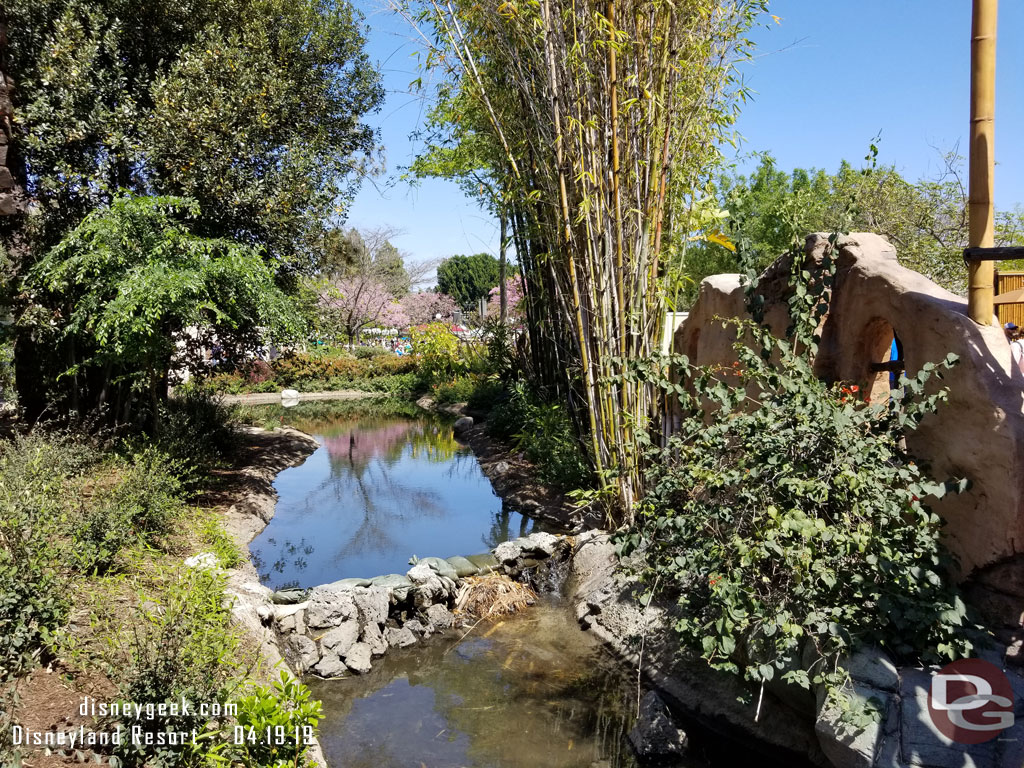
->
[158,390,239,482]
[233,672,323,768]
[618,241,974,711]
[353,345,389,359]
[410,323,462,382]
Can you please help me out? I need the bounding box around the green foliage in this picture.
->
[197,512,244,570]
[108,568,241,768]
[0,432,104,681]
[6,0,382,263]
[233,672,323,768]
[410,322,463,383]
[436,253,500,311]
[488,382,591,491]
[619,239,975,706]
[155,390,241,484]
[26,195,301,424]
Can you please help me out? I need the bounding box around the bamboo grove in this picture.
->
[411,0,767,521]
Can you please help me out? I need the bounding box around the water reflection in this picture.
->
[251,414,550,589]
[309,600,670,768]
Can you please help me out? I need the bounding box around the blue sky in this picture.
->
[344,0,1024,266]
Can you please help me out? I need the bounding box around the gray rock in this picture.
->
[361,622,388,656]
[844,647,900,692]
[424,603,455,630]
[521,531,561,557]
[494,539,523,564]
[370,573,412,590]
[627,691,688,760]
[286,634,318,674]
[416,556,459,580]
[446,555,480,577]
[319,620,360,657]
[305,588,357,629]
[493,461,511,475]
[407,562,437,584]
[271,588,308,605]
[467,553,500,574]
[313,653,347,678]
[273,602,308,634]
[404,619,429,637]
[343,642,373,674]
[385,626,417,648]
[814,681,889,768]
[352,586,389,626]
[453,416,474,433]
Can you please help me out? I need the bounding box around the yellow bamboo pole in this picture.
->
[968,0,997,325]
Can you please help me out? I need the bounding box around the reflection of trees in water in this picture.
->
[482,505,535,551]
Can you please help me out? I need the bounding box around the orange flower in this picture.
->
[850,385,860,393]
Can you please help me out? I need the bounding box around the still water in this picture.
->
[250,409,548,589]
[308,598,707,768]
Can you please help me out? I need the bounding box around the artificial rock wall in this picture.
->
[675,233,1024,583]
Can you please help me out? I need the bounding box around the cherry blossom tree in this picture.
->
[487,276,524,320]
[400,291,458,327]
[319,276,405,345]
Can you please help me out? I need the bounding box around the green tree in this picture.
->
[26,195,298,427]
[436,252,501,312]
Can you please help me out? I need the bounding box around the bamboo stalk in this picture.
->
[967,0,997,325]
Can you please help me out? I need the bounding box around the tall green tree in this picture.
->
[436,252,501,312]
[4,0,383,418]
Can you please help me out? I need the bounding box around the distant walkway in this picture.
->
[219,390,383,405]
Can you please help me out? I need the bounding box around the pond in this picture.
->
[308,597,707,768]
[250,404,551,590]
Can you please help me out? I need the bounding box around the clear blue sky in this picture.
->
[344,0,1024,266]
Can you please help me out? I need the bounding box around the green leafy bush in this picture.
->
[619,241,974,707]
[157,390,240,484]
[410,322,462,383]
[233,672,323,768]
[488,382,591,491]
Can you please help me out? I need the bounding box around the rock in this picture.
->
[845,647,900,692]
[319,620,360,657]
[416,556,459,580]
[815,681,889,768]
[370,573,412,590]
[237,581,273,599]
[453,416,474,434]
[361,622,388,656]
[384,626,417,648]
[467,553,500,574]
[286,634,319,674]
[404,619,429,638]
[256,603,272,624]
[281,388,300,400]
[313,653,347,678]
[407,562,437,584]
[271,588,308,605]
[343,642,373,674]
[446,555,480,577]
[184,552,219,570]
[424,603,454,630]
[627,692,688,760]
[352,586,389,626]
[493,461,511,475]
[305,588,357,629]
[494,540,523,564]
[273,602,308,634]
[521,531,561,557]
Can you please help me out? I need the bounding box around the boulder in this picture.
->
[467,553,500,574]
[494,539,523,564]
[273,602,308,635]
[343,642,373,674]
[352,586,389,626]
[627,691,688,760]
[416,556,459,580]
[404,619,429,638]
[453,416,474,434]
[446,555,480,577]
[305,588,357,629]
[407,562,438,584]
[313,653,347,678]
[521,531,561,557]
[384,626,417,648]
[424,604,454,631]
[319,620,360,657]
[361,622,388,656]
[814,681,889,768]
[844,647,899,692]
[286,634,319,674]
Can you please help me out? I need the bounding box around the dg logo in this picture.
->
[928,658,1015,744]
